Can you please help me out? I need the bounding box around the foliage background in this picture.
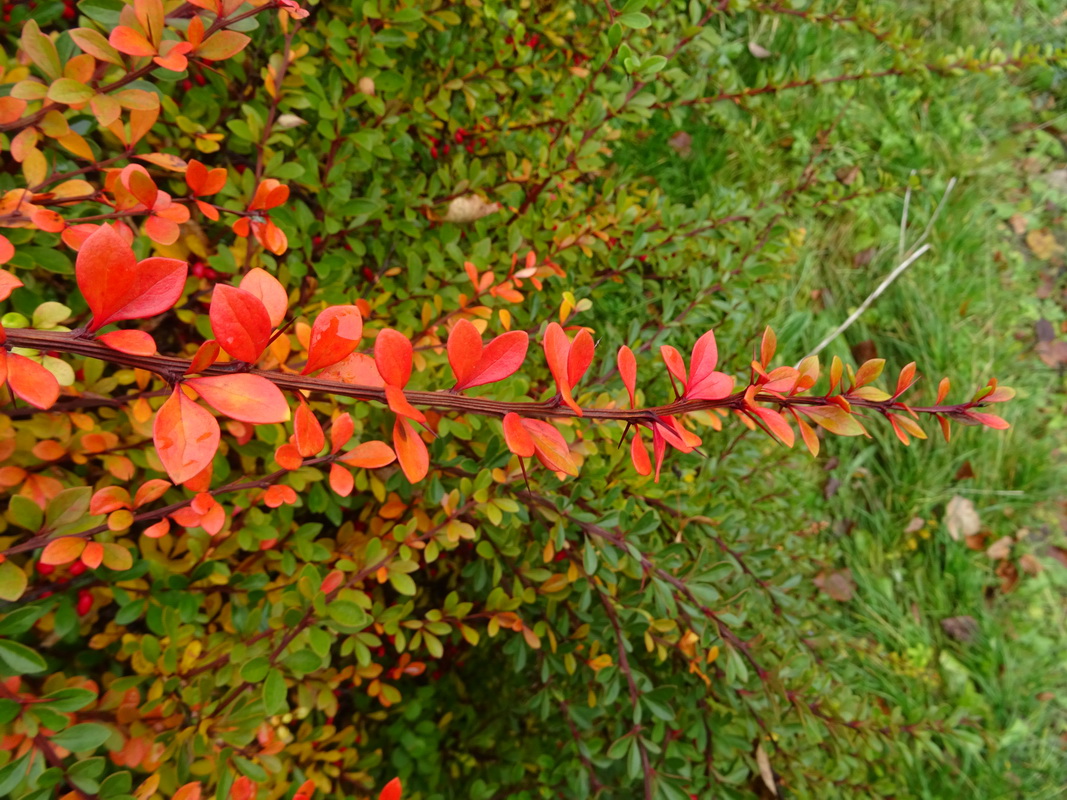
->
[0,0,1065,798]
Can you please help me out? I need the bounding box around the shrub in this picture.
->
[0,1,1054,798]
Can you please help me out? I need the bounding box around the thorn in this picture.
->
[616,421,632,450]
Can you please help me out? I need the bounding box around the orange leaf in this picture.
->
[330,412,354,453]
[293,402,325,457]
[319,352,385,387]
[936,377,951,404]
[153,386,220,485]
[617,346,636,407]
[81,541,104,569]
[523,419,577,476]
[853,358,885,389]
[133,479,171,508]
[340,440,396,468]
[793,412,820,457]
[186,340,221,374]
[0,269,24,300]
[7,354,59,409]
[659,345,687,391]
[966,411,1010,430]
[274,443,302,470]
[186,374,290,424]
[97,329,156,356]
[385,384,426,424]
[109,26,156,57]
[374,328,413,387]
[894,362,917,398]
[800,406,867,437]
[630,429,651,476]
[76,225,187,332]
[90,486,131,515]
[393,417,428,483]
[329,463,353,497]
[303,305,363,374]
[502,412,534,457]
[209,284,272,363]
[238,268,287,328]
[750,406,794,447]
[195,30,250,60]
[758,326,775,367]
[263,485,297,508]
[379,778,402,800]
[40,537,86,565]
[172,782,202,800]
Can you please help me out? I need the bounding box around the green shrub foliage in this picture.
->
[0,0,1056,798]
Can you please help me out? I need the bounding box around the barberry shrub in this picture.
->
[0,1,1055,798]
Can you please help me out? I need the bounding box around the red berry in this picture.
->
[195,74,206,86]
[429,145,438,159]
[76,590,93,616]
[62,5,75,19]
[68,561,87,577]
[36,562,55,576]
[182,79,193,92]
[40,591,53,599]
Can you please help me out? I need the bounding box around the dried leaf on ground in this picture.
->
[945,495,980,541]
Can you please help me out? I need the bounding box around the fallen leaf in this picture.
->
[835,165,860,186]
[944,495,980,541]
[1026,228,1064,261]
[1007,213,1027,235]
[941,615,978,643]
[814,568,854,601]
[747,41,772,58]
[1019,553,1042,576]
[755,743,777,796]
[441,195,500,224]
[667,131,692,158]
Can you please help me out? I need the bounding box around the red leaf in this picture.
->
[652,426,666,483]
[186,374,290,424]
[689,329,719,386]
[303,305,363,374]
[186,340,221,374]
[543,322,580,416]
[153,386,220,485]
[385,384,426,424]
[566,328,594,389]
[340,440,396,469]
[239,268,288,328]
[210,284,272,363]
[502,412,534,458]
[659,345,687,391]
[750,406,794,447]
[450,321,528,391]
[393,416,428,483]
[374,328,413,388]
[76,225,187,331]
[97,329,156,356]
[630,429,651,476]
[685,371,734,401]
[617,346,636,407]
[319,352,385,387]
[966,411,1010,430]
[329,463,354,497]
[936,377,951,404]
[447,319,482,387]
[379,778,402,800]
[294,402,325,457]
[7,354,59,409]
[522,419,577,476]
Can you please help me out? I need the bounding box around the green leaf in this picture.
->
[0,698,21,725]
[45,487,92,530]
[49,722,111,752]
[616,12,651,28]
[326,600,371,628]
[0,755,28,797]
[284,649,321,674]
[0,561,27,602]
[8,495,43,531]
[41,687,97,712]
[388,571,416,596]
[47,78,95,104]
[0,639,47,674]
[240,657,271,682]
[263,669,287,715]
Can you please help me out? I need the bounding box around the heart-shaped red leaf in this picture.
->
[77,224,188,332]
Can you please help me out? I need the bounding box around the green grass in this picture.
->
[614,2,1067,795]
